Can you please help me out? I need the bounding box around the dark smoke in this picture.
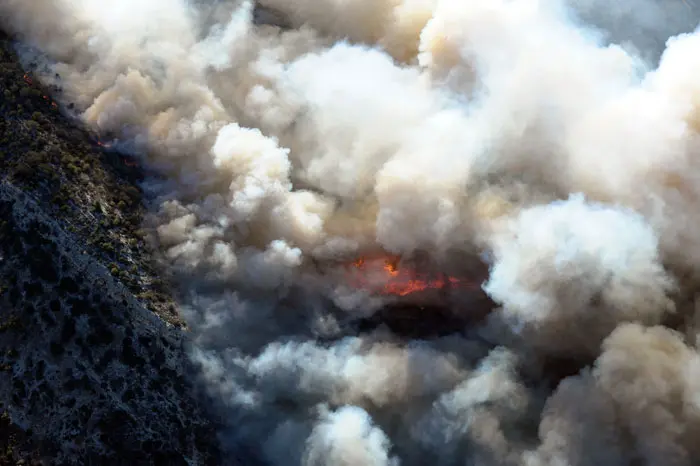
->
[3,0,700,464]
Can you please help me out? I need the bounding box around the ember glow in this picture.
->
[347,255,472,297]
[7,0,700,464]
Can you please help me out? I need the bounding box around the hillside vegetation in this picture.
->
[0,32,222,465]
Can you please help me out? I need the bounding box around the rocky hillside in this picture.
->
[0,32,222,464]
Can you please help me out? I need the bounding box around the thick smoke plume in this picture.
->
[4,0,700,464]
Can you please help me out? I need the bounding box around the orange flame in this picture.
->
[346,255,473,297]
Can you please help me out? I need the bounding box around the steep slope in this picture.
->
[0,32,221,464]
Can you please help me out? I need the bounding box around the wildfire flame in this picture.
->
[347,254,473,297]
[22,73,58,108]
[96,139,140,167]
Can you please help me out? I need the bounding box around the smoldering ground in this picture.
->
[4,0,700,464]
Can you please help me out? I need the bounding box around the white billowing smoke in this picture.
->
[483,194,676,356]
[303,406,400,466]
[4,0,700,464]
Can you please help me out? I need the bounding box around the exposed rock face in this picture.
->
[0,182,220,464]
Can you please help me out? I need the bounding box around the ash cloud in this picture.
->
[4,0,700,464]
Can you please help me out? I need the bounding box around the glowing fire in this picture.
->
[22,73,58,108]
[346,254,473,297]
[96,139,140,167]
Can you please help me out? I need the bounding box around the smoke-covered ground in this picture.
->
[4,0,700,464]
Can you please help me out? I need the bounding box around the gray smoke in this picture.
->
[3,0,700,464]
